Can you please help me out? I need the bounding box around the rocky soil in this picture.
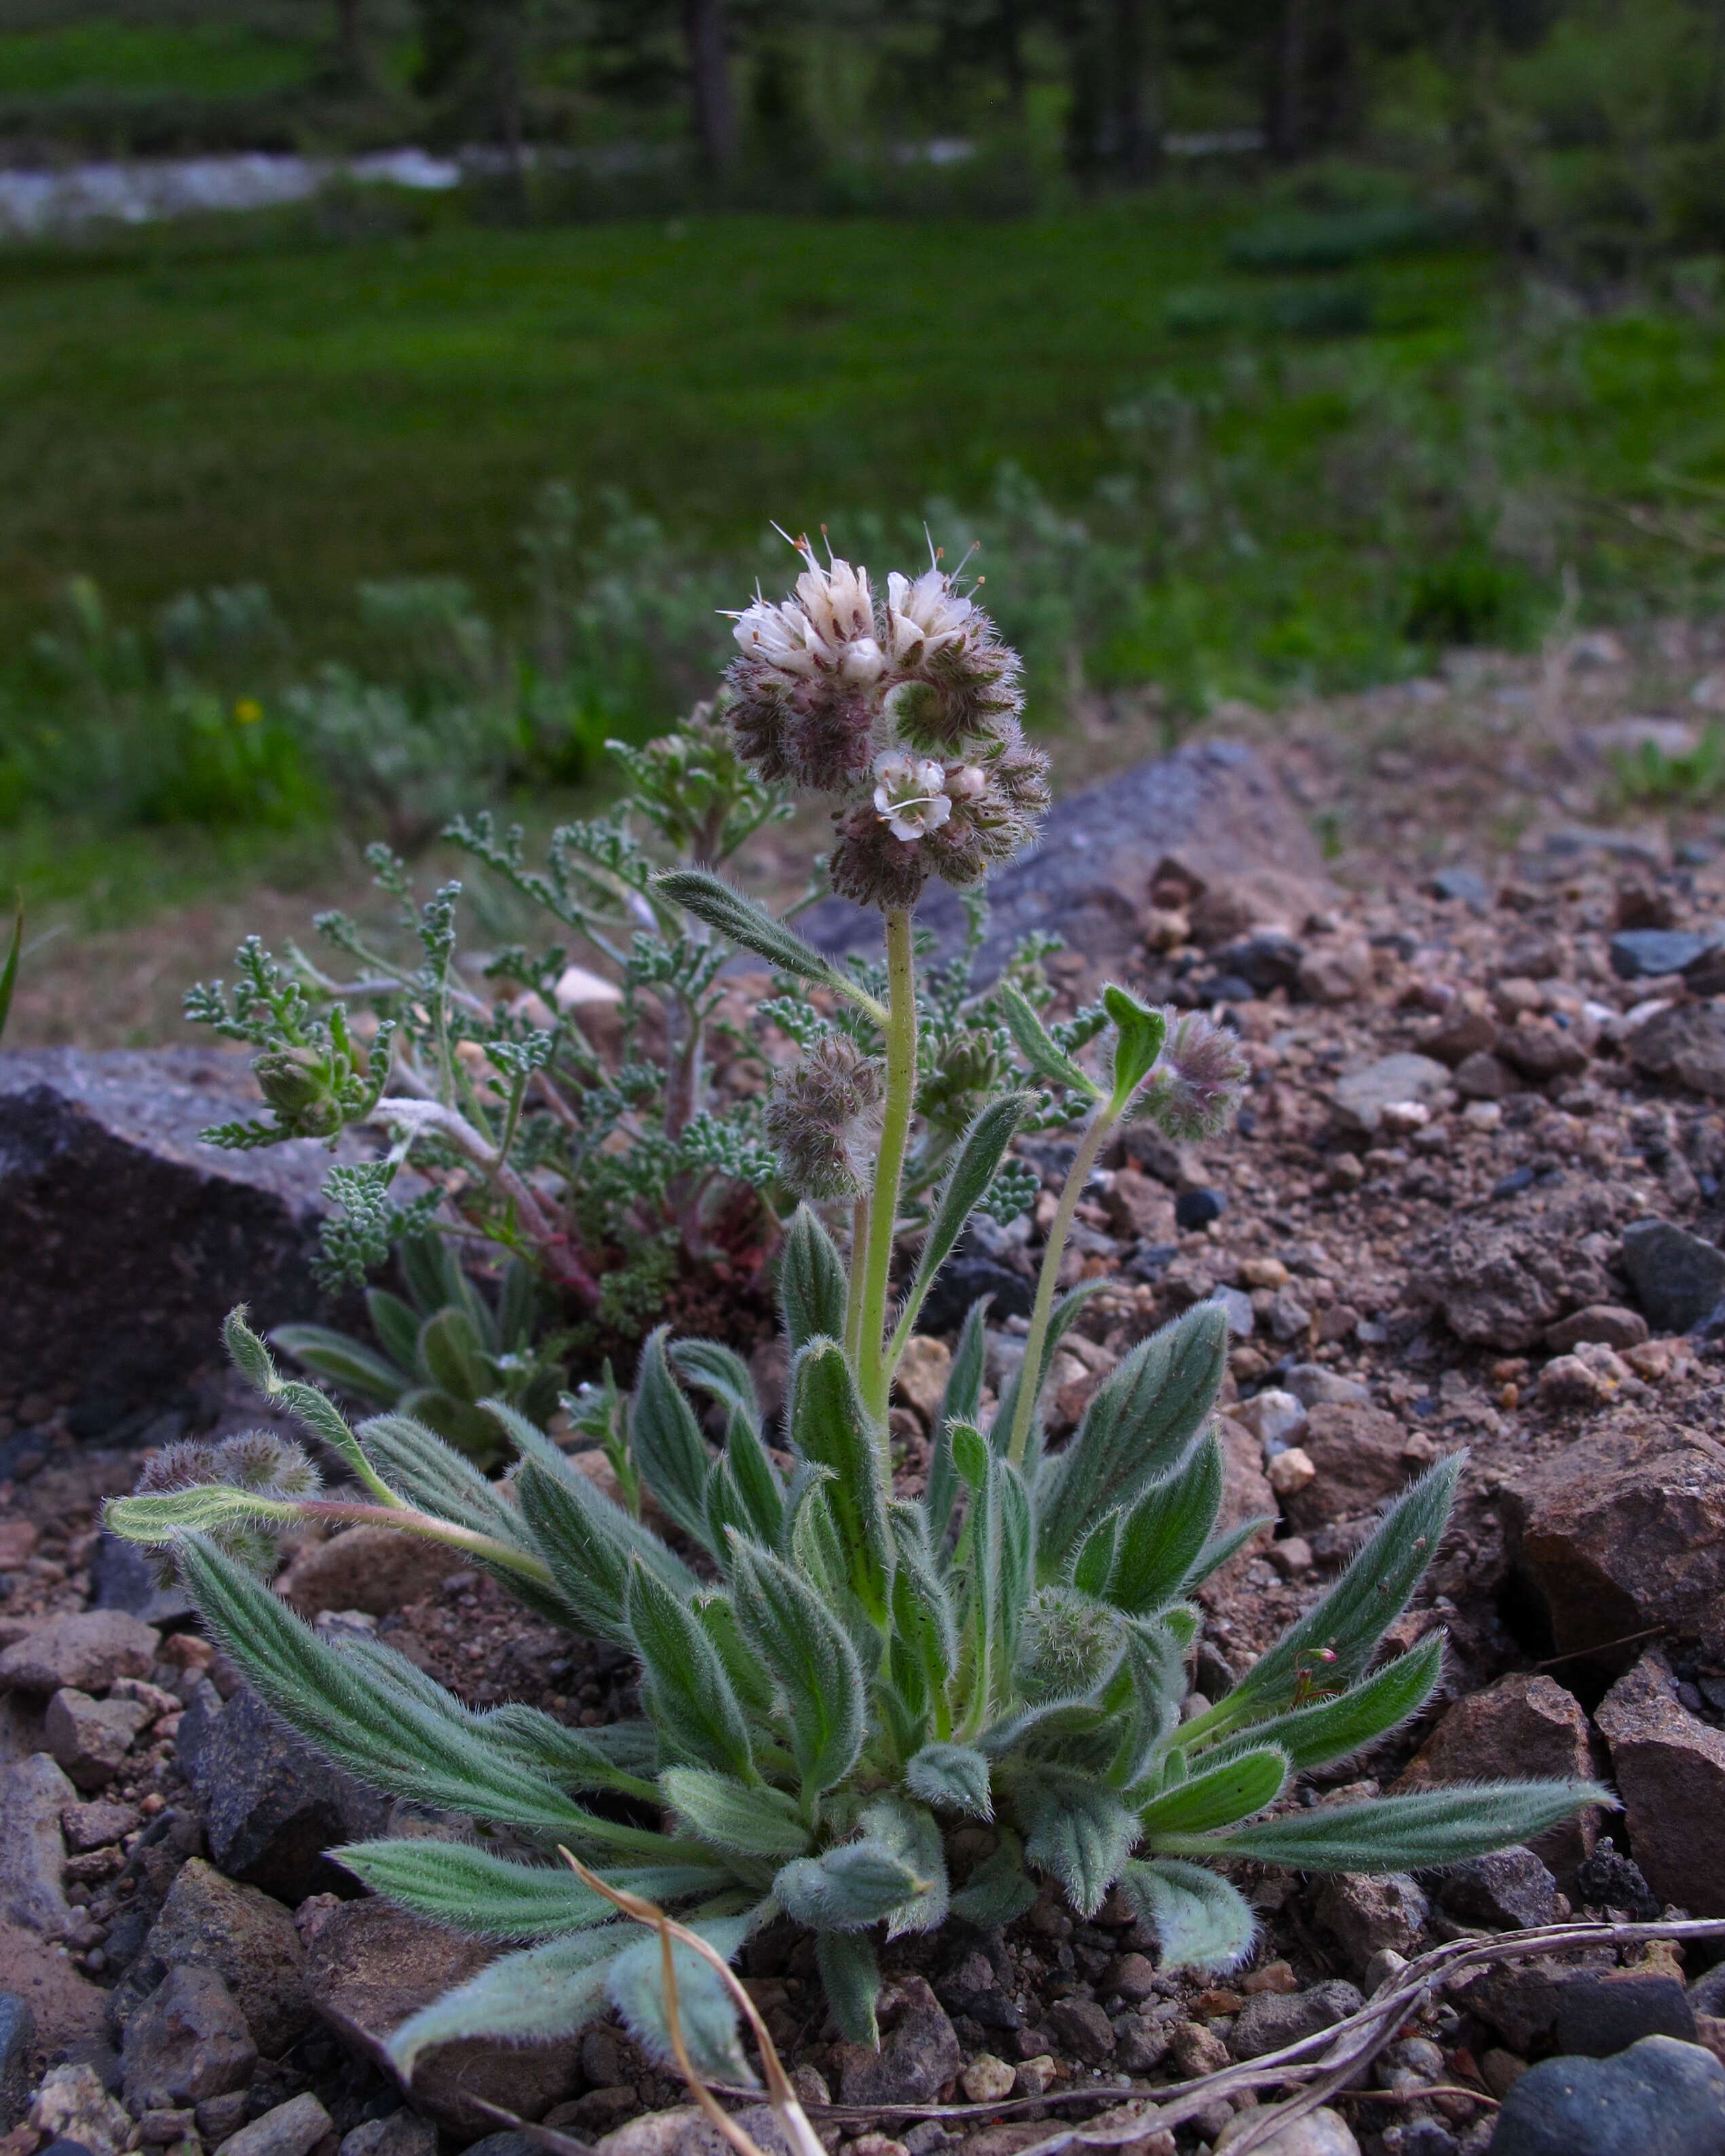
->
[10,621,1725,2156]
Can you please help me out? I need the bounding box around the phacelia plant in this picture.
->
[111,537,1602,2096]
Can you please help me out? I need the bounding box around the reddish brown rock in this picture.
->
[1544,1305,1650,1353]
[1399,1672,1601,1875]
[1417,1004,1500,1066]
[303,1898,582,2134]
[278,1526,463,1621]
[1282,1403,1435,1529]
[1211,1420,1276,1583]
[0,1919,109,2060]
[1504,1425,1725,1665]
[1496,1019,1590,1082]
[1409,1181,1623,1350]
[1595,1650,1725,1916]
[1626,1001,1725,1098]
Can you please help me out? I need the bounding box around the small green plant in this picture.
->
[111,539,1602,2092]
[183,704,795,1339]
[1608,725,1725,808]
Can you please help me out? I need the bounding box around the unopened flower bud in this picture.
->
[254,1046,345,1137]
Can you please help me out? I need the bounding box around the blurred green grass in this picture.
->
[0,20,312,98]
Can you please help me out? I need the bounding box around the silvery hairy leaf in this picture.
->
[626,1561,755,1784]
[336,1840,727,1938]
[659,1767,811,1858]
[1103,1431,1225,1615]
[788,1338,892,1622]
[900,1093,1031,1334]
[728,1537,865,1794]
[780,1203,848,1354]
[1118,1858,1257,1975]
[1172,1780,1611,1872]
[515,1455,698,1647]
[1198,1631,1446,1778]
[999,980,1103,1098]
[948,1826,1038,1927]
[608,1914,758,2087]
[774,1841,926,1932]
[816,1931,882,2047]
[926,1297,987,1555]
[1138,1744,1289,1841]
[630,1328,717,1552]
[387,1925,627,2076]
[1010,1767,1142,1920]
[905,1741,993,1820]
[656,868,870,1009]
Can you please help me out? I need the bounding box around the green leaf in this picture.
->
[926,1297,987,1554]
[1012,1770,1141,1920]
[779,1205,848,1355]
[1106,1435,1225,1615]
[815,1931,881,2046]
[719,1412,786,1549]
[1103,1618,1188,1790]
[1070,1512,1120,1598]
[1000,981,1102,1098]
[1223,1455,1463,1720]
[1102,985,1167,1105]
[949,1827,1038,1927]
[269,1324,407,1408]
[656,869,882,1015]
[898,1094,1031,1340]
[0,891,20,1044]
[335,1841,725,1939]
[906,1742,993,1820]
[609,1914,757,2087]
[366,1289,424,1376]
[417,1306,490,1402]
[387,1927,626,2075]
[480,1699,659,1792]
[889,1504,958,1737]
[728,1539,865,1795]
[626,1562,755,1783]
[1183,1513,1274,1592]
[786,1338,892,1623]
[775,1841,926,1933]
[660,1768,811,1858]
[1139,1746,1289,1840]
[222,1308,392,1501]
[1164,1780,1612,1873]
[1035,1303,1228,1577]
[670,1339,763,1435]
[630,1328,716,1552]
[516,1457,697,1647]
[960,1446,1034,1726]
[1118,1859,1257,1975]
[859,1795,949,1938]
[1198,1633,1447,1778]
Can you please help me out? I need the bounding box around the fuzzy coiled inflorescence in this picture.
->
[134,1430,320,1585]
[764,1031,884,1199]
[1141,1012,1250,1140]
[727,536,1048,911]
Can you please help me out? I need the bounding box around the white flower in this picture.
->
[885,567,974,667]
[793,542,875,650]
[732,595,825,676]
[872,750,951,841]
[945,763,987,799]
[730,537,880,682]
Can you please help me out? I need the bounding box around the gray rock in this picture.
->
[1281,1365,1371,1408]
[798,739,1329,984]
[1314,1873,1428,1974]
[1486,2034,1725,2155]
[338,2110,437,2156]
[1228,1980,1363,2061]
[1468,1955,1694,2057]
[1620,1218,1725,1332]
[1431,1849,1563,1931]
[0,1990,35,2132]
[89,1537,195,1630]
[1411,1180,1625,1351]
[1215,2106,1360,2154]
[120,1965,257,2112]
[1432,868,1490,906]
[1625,1002,1725,1099]
[216,2092,333,2156]
[44,1691,153,1792]
[1332,1054,1452,1138]
[918,1250,1034,1335]
[0,1046,379,1421]
[1047,1995,1115,2064]
[593,2110,803,2156]
[0,1754,75,1938]
[835,1975,962,2106]
[1595,1650,1725,1917]
[121,1860,310,2052]
[0,1613,159,1697]
[189,1686,388,1902]
[27,2062,132,2156]
[1210,1285,1256,1339]
[1609,931,1711,980]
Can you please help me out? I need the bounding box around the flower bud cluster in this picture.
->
[763,1031,883,1201]
[1142,1012,1250,1140]
[135,1431,321,1584]
[727,536,1048,911]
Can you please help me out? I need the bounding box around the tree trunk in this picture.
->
[683,0,735,174]
[1110,0,1161,179]
[1265,0,1306,161]
[999,0,1027,117]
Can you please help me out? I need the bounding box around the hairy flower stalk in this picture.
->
[110,530,1607,2102]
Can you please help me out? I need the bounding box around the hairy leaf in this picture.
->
[860,1795,949,1937]
[271,1324,405,1407]
[899,1094,1030,1337]
[729,1539,865,1794]
[656,870,877,1012]
[1070,1511,1120,1598]
[1223,1455,1462,1719]
[630,1329,715,1552]
[1000,981,1102,1098]
[949,1826,1038,1927]
[816,1931,882,2047]
[387,1926,626,2075]
[366,1289,424,1374]
[417,1306,489,1403]
[780,1205,848,1356]
[906,1742,993,1820]
[1106,1433,1224,1615]
[774,1843,926,1931]
[1102,985,1167,1104]
[1036,1304,1228,1577]
[335,1841,724,1938]
[1198,1633,1446,1778]
[660,1769,810,1858]
[960,1443,1034,1726]
[626,1563,755,1783]
[516,1457,697,1647]
[787,1339,892,1622]
[717,1413,786,1549]
[670,1338,763,1434]
[609,1914,757,2087]
[888,1503,958,1735]
[1168,1781,1611,1873]
[926,1297,987,1555]
[1012,1770,1141,1919]
[1139,1746,1289,1840]
[1118,1859,1257,1975]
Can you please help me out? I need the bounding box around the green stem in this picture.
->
[857,908,917,1433]
[1004,1098,1118,1471]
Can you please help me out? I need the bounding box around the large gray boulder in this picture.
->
[0,1047,366,1429]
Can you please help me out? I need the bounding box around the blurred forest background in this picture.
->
[3,0,1725,939]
